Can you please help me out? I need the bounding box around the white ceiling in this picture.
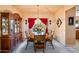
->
[12,5,64,14]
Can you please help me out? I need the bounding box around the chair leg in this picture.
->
[43,49,45,53]
[44,41,47,50]
[51,42,54,49]
[34,49,36,53]
[34,46,36,53]
[25,41,29,50]
[34,43,36,53]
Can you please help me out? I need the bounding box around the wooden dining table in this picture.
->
[34,35,46,52]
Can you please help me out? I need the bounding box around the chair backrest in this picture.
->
[50,31,54,41]
[45,33,49,39]
[50,34,53,40]
[29,31,34,39]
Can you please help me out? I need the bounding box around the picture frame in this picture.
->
[57,18,62,28]
[68,17,74,25]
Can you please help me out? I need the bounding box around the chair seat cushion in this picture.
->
[28,38,34,41]
[34,44,45,49]
[46,38,51,41]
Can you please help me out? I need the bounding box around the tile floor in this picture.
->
[74,40,79,52]
[13,39,78,53]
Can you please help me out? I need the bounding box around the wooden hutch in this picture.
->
[0,12,22,53]
[13,13,23,46]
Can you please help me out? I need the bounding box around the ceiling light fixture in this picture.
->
[36,5,40,20]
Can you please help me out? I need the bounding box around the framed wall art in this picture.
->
[68,17,74,25]
[57,18,62,28]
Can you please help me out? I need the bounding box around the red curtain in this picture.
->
[40,18,48,33]
[28,18,48,33]
[28,18,36,29]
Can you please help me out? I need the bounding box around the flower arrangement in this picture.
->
[32,19,46,33]
[33,23,45,33]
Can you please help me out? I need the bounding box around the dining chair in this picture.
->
[25,31,34,49]
[34,35,46,53]
[45,31,54,49]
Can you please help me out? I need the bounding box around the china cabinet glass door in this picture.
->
[15,21,18,33]
[2,17,8,35]
[10,20,14,33]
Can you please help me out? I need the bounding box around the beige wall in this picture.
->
[65,7,76,47]
[54,5,75,45]
[76,16,79,20]
[54,7,66,45]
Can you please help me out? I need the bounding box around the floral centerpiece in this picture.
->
[32,19,46,34]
